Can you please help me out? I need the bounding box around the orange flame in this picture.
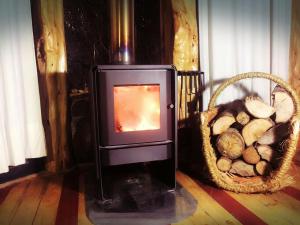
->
[114,85,160,132]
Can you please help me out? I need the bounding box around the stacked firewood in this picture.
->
[211,86,295,177]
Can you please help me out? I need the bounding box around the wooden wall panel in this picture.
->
[33,0,69,172]
[289,0,300,94]
[289,0,300,157]
[171,0,199,71]
[171,0,200,124]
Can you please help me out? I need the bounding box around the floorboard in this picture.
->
[0,164,300,225]
[33,175,63,225]
[78,173,93,225]
[175,171,241,225]
[55,170,79,225]
[0,181,30,224]
[10,177,47,225]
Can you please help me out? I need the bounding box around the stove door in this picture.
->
[97,67,174,146]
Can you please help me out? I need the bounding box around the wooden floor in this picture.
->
[1,164,300,225]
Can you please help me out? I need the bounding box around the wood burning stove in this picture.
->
[90,64,177,202]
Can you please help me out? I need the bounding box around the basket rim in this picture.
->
[208,72,300,121]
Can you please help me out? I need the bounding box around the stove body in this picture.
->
[90,64,177,201]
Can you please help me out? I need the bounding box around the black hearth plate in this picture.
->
[84,172,197,225]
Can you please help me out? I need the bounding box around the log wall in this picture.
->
[289,0,300,157]
[33,0,69,172]
[289,0,300,94]
[171,0,199,71]
[171,0,200,123]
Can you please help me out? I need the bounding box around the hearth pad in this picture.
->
[84,172,197,225]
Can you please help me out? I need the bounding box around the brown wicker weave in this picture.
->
[201,72,300,193]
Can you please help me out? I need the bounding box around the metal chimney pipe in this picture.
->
[109,0,135,64]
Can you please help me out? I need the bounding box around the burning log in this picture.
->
[216,128,245,159]
[272,85,295,123]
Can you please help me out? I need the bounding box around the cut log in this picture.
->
[216,128,245,159]
[229,160,256,177]
[256,161,272,176]
[236,111,250,125]
[257,123,290,145]
[220,99,245,115]
[245,96,275,118]
[242,119,274,146]
[272,85,295,123]
[256,145,275,162]
[242,146,260,164]
[216,157,232,172]
[212,112,236,135]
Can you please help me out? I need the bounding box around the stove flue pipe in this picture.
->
[109,0,135,64]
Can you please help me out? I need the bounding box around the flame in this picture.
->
[114,85,160,132]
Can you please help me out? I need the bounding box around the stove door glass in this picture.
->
[114,85,160,132]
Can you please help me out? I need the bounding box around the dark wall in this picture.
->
[135,0,162,64]
[64,0,109,90]
[64,0,164,164]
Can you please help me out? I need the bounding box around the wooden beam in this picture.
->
[289,0,300,159]
[171,0,199,71]
[33,0,69,172]
[171,0,200,123]
[289,0,300,90]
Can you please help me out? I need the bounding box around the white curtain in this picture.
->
[198,0,292,110]
[0,0,46,173]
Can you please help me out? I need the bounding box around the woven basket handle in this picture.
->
[208,72,300,119]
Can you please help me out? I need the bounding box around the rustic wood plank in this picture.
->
[78,173,93,225]
[171,0,199,71]
[171,0,199,123]
[55,170,79,225]
[0,181,29,224]
[289,0,300,155]
[33,175,63,225]
[197,181,266,225]
[0,185,14,205]
[289,0,300,95]
[0,173,41,189]
[10,178,47,225]
[33,0,69,172]
[174,171,241,225]
[228,190,300,225]
[282,187,300,202]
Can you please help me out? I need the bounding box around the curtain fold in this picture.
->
[198,0,291,109]
[0,0,46,173]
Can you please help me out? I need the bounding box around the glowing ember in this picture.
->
[114,85,160,132]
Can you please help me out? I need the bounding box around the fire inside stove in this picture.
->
[114,84,160,132]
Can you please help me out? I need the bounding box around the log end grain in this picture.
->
[242,146,261,164]
[216,128,245,159]
[216,157,232,172]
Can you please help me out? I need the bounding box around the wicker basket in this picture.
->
[201,72,300,193]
